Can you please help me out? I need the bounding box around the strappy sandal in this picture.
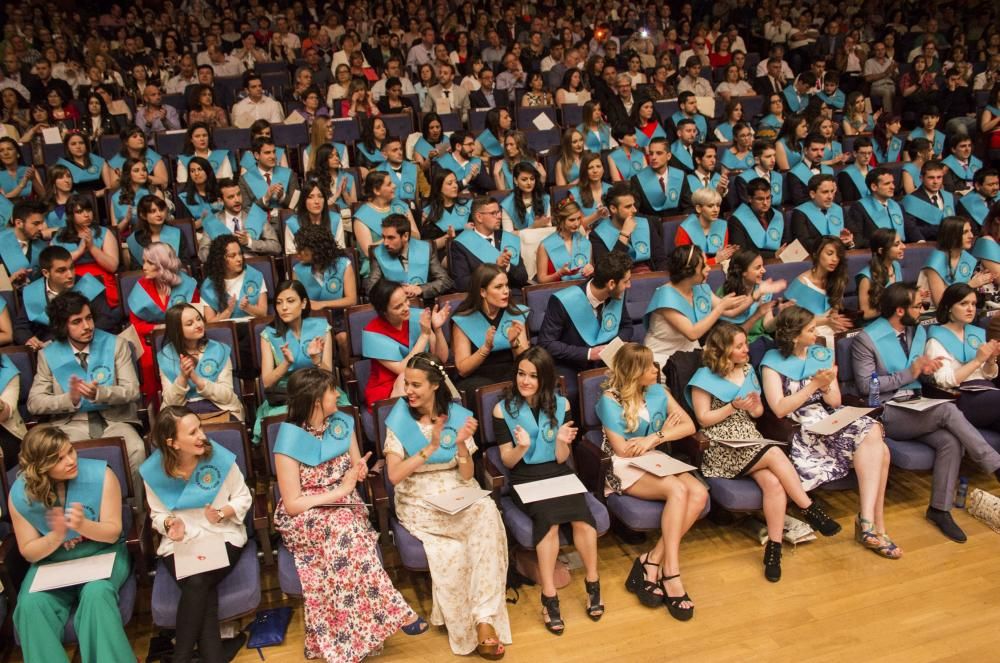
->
[854,515,903,560]
[540,593,564,635]
[660,574,694,622]
[476,624,505,660]
[625,554,664,608]
[585,578,604,621]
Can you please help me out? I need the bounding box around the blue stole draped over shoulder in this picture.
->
[435,152,481,182]
[760,345,833,381]
[0,228,45,277]
[273,414,354,466]
[973,237,1000,264]
[126,273,197,323]
[902,191,955,226]
[477,129,503,158]
[739,169,784,205]
[500,396,567,464]
[841,165,868,198]
[597,383,669,438]
[140,440,236,509]
[57,156,105,185]
[721,149,754,172]
[685,365,761,407]
[42,330,118,412]
[157,338,229,399]
[730,204,783,251]
[285,211,342,241]
[865,317,925,390]
[778,138,802,169]
[51,226,109,265]
[816,88,845,110]
[541,230,591,279]
[362,309,423,360]
[635,165,684,212]
[873,136,903,163]
[552,285,624,346]
[928,324,985,364]
[180,192,222,220]
[374,240,431,285]
[242,166,292,208]
[127,224,182,266]
[570,183,611,218]
[714,122,734,142]
[789,161,833,186]
[424,200,472,233]
[239,147,286,172]
[179,149,233,176]
[377,160,419,201]
[680,215,727,256]
[22,273,105,324]
[199,266,264,317]
[108,150,162,175]
[855,260,902,289]
[591,217,652,262]
[783,276,830,315]
[902,163,922,189]
[795,200,844,236]
[203,204,268,241]
[453,228,521,265]
[453,308,528,352]
[720,286,771,325]
[609,146,646,178]
[859,195,906,240]
[354,201,409,239]
[908,128,945,156]
[636,122,667,149]
[11,458,107,540]
[0,167,30,198]
[386,399,474,463]
[578,124,611,152]
[500,192,550,231]
[942,155,982,183]
[645,283,713,328]
[262,317,330,373]
[959,194,998,228]
[110,186,150,225]
[293,257,350,301]
[923,249,976,285]
[671,112,708,141]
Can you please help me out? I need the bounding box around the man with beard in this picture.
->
[366,213,452,304]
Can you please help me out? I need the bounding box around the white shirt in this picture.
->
[231,95,285,128]
[926,336,999,388]
[224,271,268,305]
[165,74,199,94]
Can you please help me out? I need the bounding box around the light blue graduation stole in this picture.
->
[199,265,264,317]
[273,414,354,467]
[902,163,922,189]
[923,249,976,286]
[542,230,590,279]
[783,276,830,315]
[645,283,713,327]
[328,171,355,211]
[0,167,30,200]
[959,193,998,228]
[816,88,845,110]
[425,199,472,233]
[591,217,651,261]
[822,142,843,162]
[126,224,182,266]
[720,286,772,324]
[435,152,481,182]
[11,457,106,540]
[855,260,902,290]
[179,149,234,176]
[180,192,222,220]
[386,399,474,464]
[685,365,760,407]
[841,165,869,198]
[973,237,1000,264]
[552,285,624,346]
[758,114,782,130]
[139,440,236,509]
[56,156,105,185]
[714,122,734,142]
[759,344,833,381]
[795,200,844,236]
[203,204,268,240]
[908,128,945,156]
[500,396,567,464]
[50,225,108,265]
[477,129,503,158]
[293,257,350,301]
[42,330,118,412]
[361,308,422,360]
[0,228,45,276]
[263,316,330,372]
[942,155,982,184]
[859,195,906,240]
[721,149,754,172]
[452,308,528,351]
[671,112,708,142]
[126,273,197,322]
[670,140,695,171]
[609,146,646,178]
[578,123,611,152]
[157,338,229,399]
[570,183,611,217]
[111,186,150,224]
[928,324,986,364]
[285,211,342,241]
[789,161,833,186]
[500,192,550,230]
[239,147,286,172]
[635,166,683,211]
[680,215,727,256]
[685,172,721,196]
[0,351,17,393]
[373,239,430,285]
[873,136,903,163]
[412,136,436,160]
[22,273,105,325]
[902,191,955,226]
[377,160,419,201]
[636,122,667,149]
[782,85,806,113]
[778,138,802,169]
[243,166,292,208]
[739,169,783,205]
[46,205,67,230]
[453,228,521,264]
[730,204,783,251]
[108,150,162,175]
[354,201,409,239]
[865,318,925,390]
[597,383,669,438]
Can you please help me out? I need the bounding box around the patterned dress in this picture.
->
[700,369,778,479]
[781,375,878,491]
[274,446,411,662]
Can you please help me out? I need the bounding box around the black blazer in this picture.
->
[469,87,510,110]
[726,211,788,259]
[845,201,924,248]
[537,282,634,370]
[449,231,529,292]
[629,173,683,219]
[13,289,122,345]
[589,216,668,272]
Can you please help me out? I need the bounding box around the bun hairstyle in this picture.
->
[774,305,815,356]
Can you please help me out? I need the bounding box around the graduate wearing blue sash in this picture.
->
[110,185,150,226]
[353,201,410,241]
[362,307,424,362]
[633,165,684,213]
[0,166,31,199]
[178,149,234,178]
[499,190,550,230]
[386,398,474,463]
[242,165,293,209]
[608,146,646,180]
[452,226,522,265]
[412,136,443,162]
[942,154,982,187]
[452,308,528,353]
[274,414,354,466]
[179,191,222,221]
[552,285,624,347]
[902,162,922,192]
[202,204,268,241]
[909,128,945,157]
[435,151,481,184]
[738,169,784,206]
[292,256,351,302]
[714,122,735,142]
[777,138,802,170]
[958,191,1000,229]
[239,146,286,172]
[22,273,105,326]
[140,440,237,511]
[678,214,727,260]
[685,172,721,199]
[782,276,830,316]
[46,205,68,230]
[822,142,843,162]
[636,123,667,149]
[670,112,707,142]
[578,124,611,153]
[788,161,833,190]
[424,199,472,233]
[816,88,845,110]
[758,114,782,130]
[158,339,230,401]
[865,317,926,391]
[838,163,869,202]
[720,148,754,172]
[597,383,670,440]
[728,203,784,254]
[476,128,503,158]
[285,211,343,246]
[794,199,844,237]
[685,365,761,409]
[570,183,611,219]
[0,226,45,281]
[199,265,265,318]
[856,261,903,311]
[373,240,431,285]
[972,236,1000,265]
[56,155,107,190]
[669,139,696,172]
[760,344,833,381]
[873,136,903,164]
[857,194,906,240]
[782,85,807,113]
[126,272,197,323]
[108,149,163,176]
[127,223,182,266]
[902,189,956,234]
[42,328,118,413]
[644,282,714,329]
[377,159,420,202]
[922,249,977,288]
[928,324,986,367]
[50,224,111,266]
[540,230,591,281]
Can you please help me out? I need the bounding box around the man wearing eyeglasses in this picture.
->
[449,196,527,291]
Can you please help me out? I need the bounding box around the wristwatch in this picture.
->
[418,448,431,461]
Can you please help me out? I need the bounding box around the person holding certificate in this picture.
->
[689,324,841,582]
[274,369,428,661]
[597,343,706,621]
[9,425,132,663]
[782,236,853,340]
[142,406,252,663]
[761,306,899,559]
[384,353,510,659]
[494,347,601,634]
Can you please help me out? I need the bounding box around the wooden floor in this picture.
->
[11,465,1000,663]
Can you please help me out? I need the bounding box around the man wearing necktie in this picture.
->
[0,200,47,286]
[238,136,299,212]
[198,179,282,262]
[902,161,954,243]
[422,63,470,124]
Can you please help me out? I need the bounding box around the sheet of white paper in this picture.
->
[174,533,230,580]
[532,112,555,131]
[513,474,588,504]
[424,487,491,514]
[600,336,626,367]
[779,239,809,263]
[717,438,788,448]
[804,406,874,436]
[695,96,716,118]
[886,397,953,412]
[42,127,63,145]
[118,324,145,359]
[516,226,556,281]
[628,452,697,477]
[31,552,116,592]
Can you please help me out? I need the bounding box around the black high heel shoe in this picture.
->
[660,574,694,621]
[763,540,782,582]
[540,593,564,635]
[625,554,663,608]
[584,578,604,621]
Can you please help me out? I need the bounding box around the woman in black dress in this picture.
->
[493,346,601,635]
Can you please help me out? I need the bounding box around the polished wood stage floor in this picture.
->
[11,465,1000,663]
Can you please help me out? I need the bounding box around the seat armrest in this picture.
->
[573,438,611,498]
[667,432,708,467]
[366,471,391,547]
[481,454,506,497]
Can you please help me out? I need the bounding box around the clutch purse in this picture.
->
[966,488,1000,534]
[245,607,293,658]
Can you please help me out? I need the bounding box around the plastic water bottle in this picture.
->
[955,477,969,509]
[868,373,881,407]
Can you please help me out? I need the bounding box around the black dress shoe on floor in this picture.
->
[926,508,967,543]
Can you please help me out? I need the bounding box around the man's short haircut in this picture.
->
[591,251,633,288]
[12,200,46,225]
[381,213,410,237]
[39,245,73,272]
[866,166,894,192]
[922,159,946,176]
[752,139,776,158]
[808,173,836,191]
[880,282,919,319]
[251,136,275,153]
[604,181,635,209]
[746,178,772,197]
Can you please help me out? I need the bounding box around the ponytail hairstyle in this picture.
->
[867,229,898,314]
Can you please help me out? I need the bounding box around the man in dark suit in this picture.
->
[449,196,528,291]
[593,180,668,272]
[496,7,519,45]
[845,167,917,247]
[469,68,510,110]
[753,57,786,96]
[603,73,636,130]
[365,28,404,72]
[727,177,789,259]
[900,161,956,242]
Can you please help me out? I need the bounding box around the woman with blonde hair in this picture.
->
[554,128,585,187]
[536,198,594,283]
[597,343,707,620]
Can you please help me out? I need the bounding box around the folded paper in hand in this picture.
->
[31,551,116,592]
[424,486,491,515]
[600,337,625,367]
[804,406,874,436]
[779,239,809,263]
[513,474,587,504]
[628,452,697,477]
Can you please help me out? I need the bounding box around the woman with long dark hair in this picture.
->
[285,179,346,252]
[920,216,994,306]
[52,193,121,306]
[775,114,807,171]
[474,106,511,158]
[412,112,449,171]
[356,114,388,172]
[718,249,788,342]
[857,229,905,321]
[78,92,123,146]
[782,236,852,338]
[311,143,357,212]
[352,170,416,271]
[109,156,159,231]
[178,156,223,222]
[200,234,268,322]
[420,169,472,250]
[176,121,234,183]
[872,112,904,164]
[40,164,73,233]
[577,100,612,152]
[0,136,43,203]
[499,162,550,231]
[55,131,113,195]
[126,195,185,268]
[109,125,168,188]
[536,198,593,283]
[493,130,545,191]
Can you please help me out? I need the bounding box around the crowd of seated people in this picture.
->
[2,1,1000,661]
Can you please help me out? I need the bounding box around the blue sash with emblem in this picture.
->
[553,285,624,346]
[11,457,106,540]
[855,261,902,290]
[739,169,784,206]
[866,318,925,390]
[680,215,727,256]
[929,324,985,364]
[902,163,922,189]
[354,201,409,239]
[285,212,342,242]
[686,173,721,196]
[293,257,350,302]
[377,160,419,201]
[730,204,783,251]
[239,147,286,172]
[127,224,182,266]
[542,231,590,279]
[362,308,423,360]
[597,383,669,438]
[110,186,150,225]
[685,365,760,407]
[453,308,528,352]
[902,192,955,226]
[973,237,1000,264]
[56,156,105,186]
[578,124,611,152]
[386,399,474,464]
[816,88,845,110]
[199,266,264,317]
[180,192,222,220]
[760,345,833,381]
[778,138,802,169]
[203,204,268,241]
[140,440,236,509]
[671,112,708,142]
[42,330,117,412]
[500,396,567,464]
[0,228,45,276]
[908,128,945,156]
[783,276,830,315]
[127,273,197,323]
[435,152,480,182]
[242,166,292,208]
[959,194,997,228]
[412,136,437,160]
[609,147,646,178]
[51,226,109,265]
[670,140,695,171]
[0,167,30,199]
[500,192,550,231]
[263,317,329,372]
[374,240,430,285]
[425,199,472,233]
[179,149,233,176]
[721,149,754,172]
[636,123,667,149]
[782,86,806,113]
[923,249,976,285]
[273,415,354,466]
[635,166,683,212]
[942,155,982,184]
[157,338,229,399]
[108,150,162,175]
[570,183,611,217]
[477,129,503,158]
[789,161,833,187]
[645,283,713,327]
[795,200,844,236]
[23,273,105,325]
[591,217,651,262]
[873,136,903,164]
[859,195,906,240]
[720,286,771,324]
[841,165,868,199]
[453,228,521,265]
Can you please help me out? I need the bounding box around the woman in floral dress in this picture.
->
[273,368,427,662]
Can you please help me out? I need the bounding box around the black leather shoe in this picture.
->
[926,508,967,543]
